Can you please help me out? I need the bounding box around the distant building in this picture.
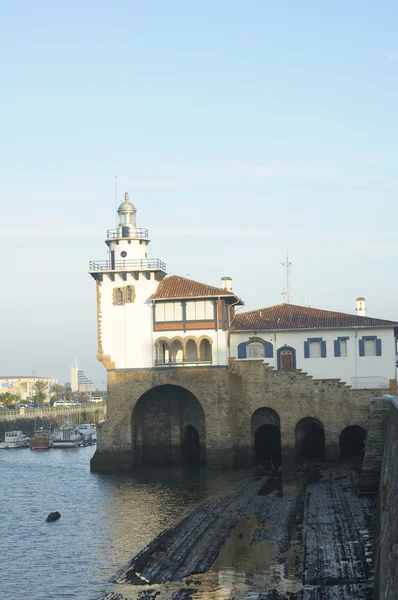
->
[70,365,79,392]
[0,376,57,401]
[70,362,94,393]
[78,370,94,393]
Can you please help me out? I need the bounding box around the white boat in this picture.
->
[76,423,97,444]
[0,430,30,449]
[51,424,85,448]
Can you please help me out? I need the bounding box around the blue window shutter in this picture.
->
[238,342,247,359]
[264,341,273,358]
[321,340,327,358]
[304,341,310,358]
[334,340,340,357]
[359,339,365,357]
[376,339,382,356]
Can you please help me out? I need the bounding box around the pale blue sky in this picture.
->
[1,1,398,387]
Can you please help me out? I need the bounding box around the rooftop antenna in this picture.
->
[281,251,292,304]
[115,175,118,227]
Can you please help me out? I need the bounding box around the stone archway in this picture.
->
[295,417,325,462]
[132,384,206,466]
[251,408,281,468]
[339,425,366,460]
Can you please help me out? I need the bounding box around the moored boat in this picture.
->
[30,427,52,450]
[76,423,97,444]
[0,430,30,449]
[51,424,85,448]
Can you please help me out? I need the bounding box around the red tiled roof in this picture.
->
[152,275,242,300]
[231,303,398,331]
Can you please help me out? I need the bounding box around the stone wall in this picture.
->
[374,399,398,599]
[359,397,392,496]
[91,359,375,472]
[228,360,373,467]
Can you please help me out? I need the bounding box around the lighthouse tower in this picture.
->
[89,193,167,370]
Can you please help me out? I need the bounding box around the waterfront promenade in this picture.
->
[0,403,107,422]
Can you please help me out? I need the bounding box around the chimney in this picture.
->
[221,276,232,292]
[356,297,366,317]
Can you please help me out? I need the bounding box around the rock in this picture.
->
[46,511,61,522]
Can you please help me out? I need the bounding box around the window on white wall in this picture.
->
[364,339,376,356]
[155,302,183,322]
[186,300,214,320]
[309,341,321,358]
[339,339,347,357]
[247,342,265,358]
[164,303,175,321]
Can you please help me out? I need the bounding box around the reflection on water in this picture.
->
[0,448,242,600]
[190,511,302,600]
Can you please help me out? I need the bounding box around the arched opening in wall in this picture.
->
[199,339,212,362]
[182,425,200,466]
[156,341,168,364]
[339,426,366,460]
[185,339,197,362]
[170,340,183,363]
[132,385,206,466]
[251,408,281,468]
[295,417,325,463]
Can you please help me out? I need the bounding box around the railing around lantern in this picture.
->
[89,258,167,272]
[106,228,149,239]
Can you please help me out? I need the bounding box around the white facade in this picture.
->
[231,327,397,389]
[99,272,162,369]
[90,193,167,370]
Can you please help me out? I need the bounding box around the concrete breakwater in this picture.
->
[104,464,375,600]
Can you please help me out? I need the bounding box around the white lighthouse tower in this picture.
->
[89,193,167,370]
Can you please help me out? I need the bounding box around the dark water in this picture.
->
[0,447,241,600]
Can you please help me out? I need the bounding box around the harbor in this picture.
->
[0,419,98,450]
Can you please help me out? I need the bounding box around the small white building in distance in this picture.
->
[89,193,398,391]
[70,364,94,393]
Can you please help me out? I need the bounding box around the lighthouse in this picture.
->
[89,193,167,370]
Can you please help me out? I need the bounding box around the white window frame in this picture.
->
[247,342,265,359]
[364,339,376,356]
[155,302,183,322]
[309,341,321,358]
[339,339,347,357]
[186,300,214,321]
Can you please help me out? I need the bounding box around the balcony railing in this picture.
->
[155,360,213,367]
[106,228,148,239]
[89,258,167,272]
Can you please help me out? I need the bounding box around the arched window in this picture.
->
[170,340,183,363]
[186,340,197,362]
[156,341,168,364]
[126,286,132,303]
[200,339,212,362]
[247,342,264,359]
[116,289,123,305]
